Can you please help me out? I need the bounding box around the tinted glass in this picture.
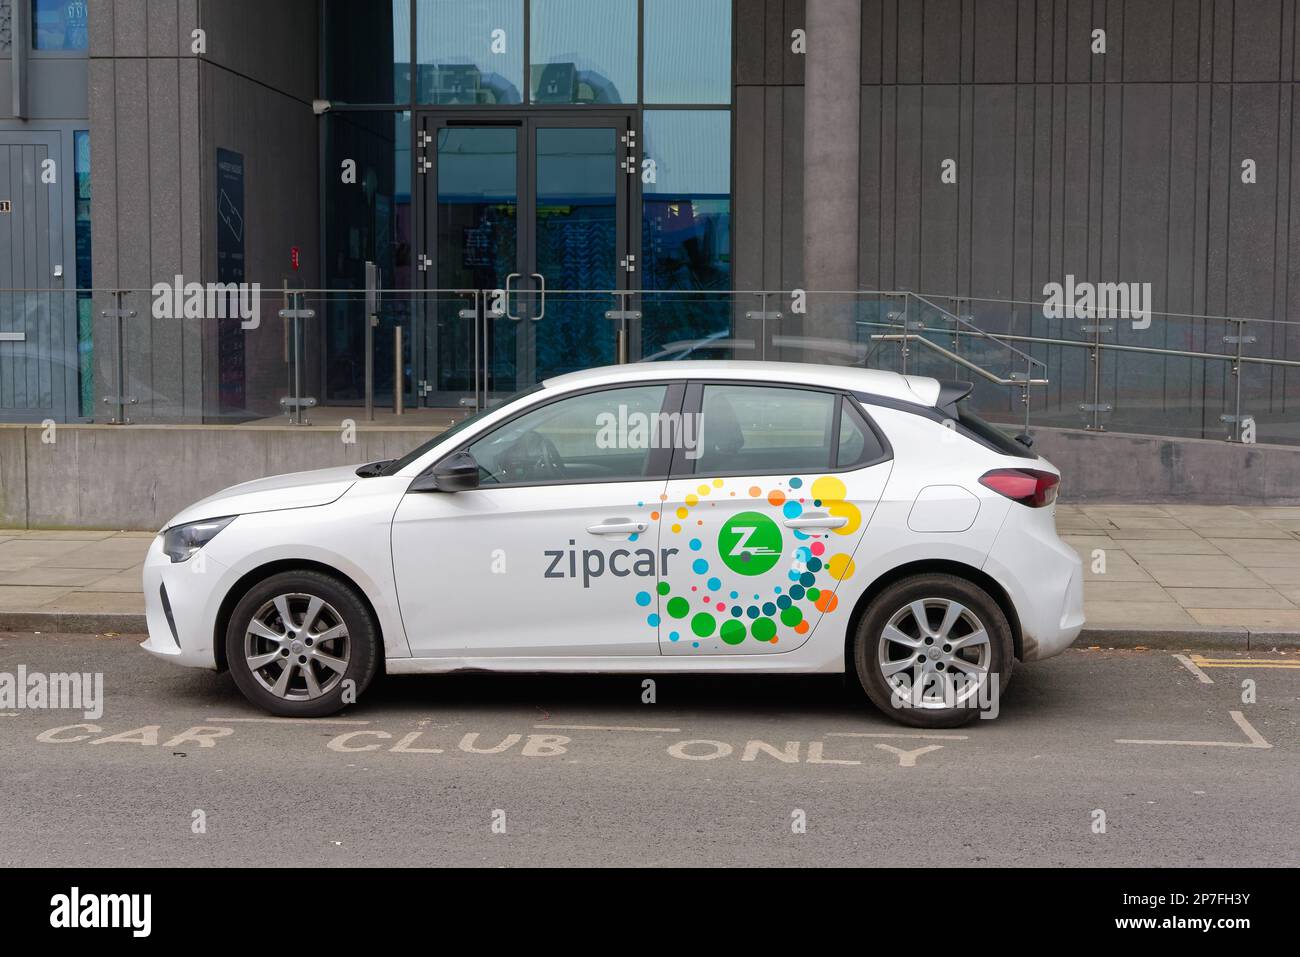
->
[32,0,87,50]
[530,0,637,103]
[644,0,731,103]
[322,111,413,402]
[837,402,885,467]
[468,385,669,485]
[323,0,411,104]
[533,126,618,378]
[641,110,732,357]
[693,385,836,476]
[436,126,519,393]
[417,0,523,104]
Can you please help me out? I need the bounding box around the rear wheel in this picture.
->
[226,570,379,717]
[853,573,1013,728]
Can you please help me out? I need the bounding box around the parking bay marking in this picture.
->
[534,724,681,733]
[1115,710,1272,750]
[207,716,371,724]
[1172,654,1214,684]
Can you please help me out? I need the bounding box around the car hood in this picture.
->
[164,465,360,529]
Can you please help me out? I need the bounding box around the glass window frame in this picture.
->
[436,380,688,489]
[29,0,89,55]
[670,382,895,481]
[320,0,732,110]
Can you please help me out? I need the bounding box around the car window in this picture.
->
[837,401,886,467]
[465,384,671,486]
[691,384,836,476]
[380,383,544,476]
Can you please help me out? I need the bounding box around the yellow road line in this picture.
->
[1188,655,1300,669]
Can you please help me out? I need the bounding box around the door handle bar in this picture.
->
[531,273,545,321]
[504,272,521,321]
[586,520,648,536]
[783,513,848,529]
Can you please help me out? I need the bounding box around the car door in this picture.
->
[657,381,892,656]
[391,382,683,658]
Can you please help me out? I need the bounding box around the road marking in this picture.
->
[1116,710,1272,749]
[535,723,681,733]
[205,716,371,726]
[826,731,969,741]
[1189,655,1300,670]
[1173,653,1214,684]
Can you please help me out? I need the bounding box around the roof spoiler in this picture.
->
[935,380,974,419]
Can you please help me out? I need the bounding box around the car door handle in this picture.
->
[783,512,848,530]
[586,519,648,536]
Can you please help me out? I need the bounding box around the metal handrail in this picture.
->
[870,334,1050,386]
[859,320,1300,369]
[902,292,1048,371]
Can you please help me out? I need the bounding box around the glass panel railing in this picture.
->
[3,286,1297,448]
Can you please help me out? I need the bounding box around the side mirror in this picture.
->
[410,451,480,492]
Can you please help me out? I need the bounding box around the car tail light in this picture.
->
[979,468,1060,507]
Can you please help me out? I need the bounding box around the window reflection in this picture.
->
[323,0,412,104]
[32,0,88,50]
[645,0,731,104]
[417,0,523,104]
[323,112,413,402]
[529,0,636,104]
[641,111,732,357]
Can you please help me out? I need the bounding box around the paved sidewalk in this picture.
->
[3,505,1300,646]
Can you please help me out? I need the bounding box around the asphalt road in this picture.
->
[0,632,1296,867]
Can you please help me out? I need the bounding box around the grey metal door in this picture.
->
[0,131,77,421]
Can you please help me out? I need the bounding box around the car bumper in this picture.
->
[139,534,225,670]
[983,513,1085,662]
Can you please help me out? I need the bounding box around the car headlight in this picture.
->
[163,516,236,563]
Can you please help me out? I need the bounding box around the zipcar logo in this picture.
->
[719,512,783,576]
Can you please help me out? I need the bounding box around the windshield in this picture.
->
[377,384,545,476]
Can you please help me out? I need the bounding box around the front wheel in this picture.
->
[853,573,1013,728]
[226,570,380,717]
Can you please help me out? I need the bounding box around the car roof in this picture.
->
[542,360,942,407]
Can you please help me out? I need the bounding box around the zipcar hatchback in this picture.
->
[142,362,1084,728]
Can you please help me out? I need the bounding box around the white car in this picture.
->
[141,361,1084,728]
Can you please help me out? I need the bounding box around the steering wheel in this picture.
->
[500,431,566,482]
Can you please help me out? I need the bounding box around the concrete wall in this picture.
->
[86,0,319,425]
[197,0,320,419]
[3,420,1299,530]
[1032,426,1300,504]
[0,421,435,529]
[88,0,204,422]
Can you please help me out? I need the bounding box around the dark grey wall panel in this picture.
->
[969,84,1016,300]
[973,0,1018,83]
[1233,0,1284,81]
[923,0,962,84]
[1118,84,1171,312]
[920,85,959,296]
[1123,0,1174,81]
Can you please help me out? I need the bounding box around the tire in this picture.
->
[852,573,1013,729]
[225,569,380,718]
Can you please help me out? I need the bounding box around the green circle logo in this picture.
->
[718,511,783,576]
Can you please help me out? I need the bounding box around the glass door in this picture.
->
[417,112,633,409]
[421,118,523,408]
[525,117,631,383]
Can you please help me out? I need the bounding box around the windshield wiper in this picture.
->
[355,459,396,478]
